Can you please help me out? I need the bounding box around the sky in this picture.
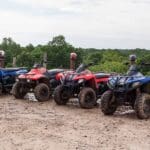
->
[0,0,150,49]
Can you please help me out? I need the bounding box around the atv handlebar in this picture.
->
[140,62,150,66]
[124,62,150,66]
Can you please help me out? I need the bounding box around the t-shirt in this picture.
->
[127,64,138,76]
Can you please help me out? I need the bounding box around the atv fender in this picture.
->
[38,77,50,86]
[141,83,150,94]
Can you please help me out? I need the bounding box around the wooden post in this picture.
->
[12,57,17,67]
[0,50,5,68]
[43,52,47,68]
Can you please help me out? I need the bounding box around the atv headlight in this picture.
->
[132,82,141,88]
[16,78,19,82]
[78,79,85,84]
[118,78,126,85]
[27,79,31,83]
[107,77,117,89]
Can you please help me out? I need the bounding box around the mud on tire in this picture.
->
[54,85,69,105]
[134,93,150,119]
[34,83,50,102]
[101,90,117,115]
[79,87,97,109]
[12,82,27,99]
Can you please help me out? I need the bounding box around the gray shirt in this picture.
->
[127,64,138,76]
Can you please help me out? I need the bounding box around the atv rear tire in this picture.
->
[79,87,97,109]
[54,85,69,105]
[12,82,27,99]
[34,83,50,102]
[135,93,150,119]
[101,90,117,115]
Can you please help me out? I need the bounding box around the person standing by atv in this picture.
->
[127,54,139,76]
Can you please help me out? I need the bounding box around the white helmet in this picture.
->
[129,54,136,61]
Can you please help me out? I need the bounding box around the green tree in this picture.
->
[48,35,68,47]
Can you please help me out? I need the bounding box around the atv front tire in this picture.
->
[34,83,50,102]
[54,85,69,105]
[79,87,97,109]
[12,82,27,99]
[135,93,150,119]
[101,90,117,115]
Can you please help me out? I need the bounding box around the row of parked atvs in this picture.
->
[0,63,150,119]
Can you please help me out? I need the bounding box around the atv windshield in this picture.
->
[75,63,93,74]
[75,64,88,73]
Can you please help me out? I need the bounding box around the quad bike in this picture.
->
[12,64,64,101]
[54,63,110,109]
[101,70,150,119]
[0,67,28,95]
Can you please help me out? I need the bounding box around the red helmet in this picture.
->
[70,53,77,61]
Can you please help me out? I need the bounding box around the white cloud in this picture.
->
[0,0,150,48]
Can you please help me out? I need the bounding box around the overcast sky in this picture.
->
[0,0,150,49]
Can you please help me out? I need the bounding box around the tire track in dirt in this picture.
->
[0,95,149,150]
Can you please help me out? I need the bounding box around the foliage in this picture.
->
[0,36,150,75]
[90,61,127,74]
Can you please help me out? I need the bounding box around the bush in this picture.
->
[90,61,127,74]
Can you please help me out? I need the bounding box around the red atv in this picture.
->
[54,63,110,108]
[12,64,64,101]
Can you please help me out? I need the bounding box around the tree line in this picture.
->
[0,35,150,75]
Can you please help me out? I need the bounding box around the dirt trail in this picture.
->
[0,95,149,150]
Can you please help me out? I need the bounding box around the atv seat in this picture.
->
[94,73,110,79]
[48,69,64,75]
[46,69,64,79]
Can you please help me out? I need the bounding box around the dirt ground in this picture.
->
[0,95,149,150]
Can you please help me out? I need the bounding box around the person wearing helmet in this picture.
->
[33,63,42,69]
[127,54,139,76]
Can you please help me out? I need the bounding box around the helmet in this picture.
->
[129,54,136,61]
[33,63,41,68]
[70,52,77,61]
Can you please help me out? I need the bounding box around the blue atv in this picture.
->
[0,68,28,94]
[101,71,150,119]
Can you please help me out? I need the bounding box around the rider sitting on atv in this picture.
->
[127,54,139,76]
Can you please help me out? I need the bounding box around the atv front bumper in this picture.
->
[16,79,37,90]
[62,81,81,97]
